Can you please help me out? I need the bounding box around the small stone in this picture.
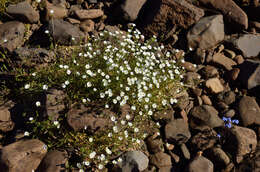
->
[206,147,230,167]
[205,77,224,93]
[199,65,219,79]
[150,152,172,168]
[223,49,236,59]
[0,101,15,132]
[75,9,104,20]
[66,18,81,24]
[193,88,202,96]
[146,136,164,154]
[212,53,237,71]
[225,109,236,118]
[234,55,244,64]
[228,68,240,81]
[191,129,217,150]
[188,155,214,172]
[118,151,149,171]
[181,144,191,159]
[80,19,95,33]
[201,95,212,105]
[120,0,147,21]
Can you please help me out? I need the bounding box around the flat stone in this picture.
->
[7,1,39,23]
[0,139,47,172]
[201,95,212,105]
[0,21,25,52]
[140,0,204,37]
[66,18,81,24]
[205,77,224,93]
[187,15,224,50]
[120,0,147,21]
[238,96,260,126]
[75,9,104,20]
[165,119,191,145]
[199,65,219,79]
[191,129,217,150]
[188,155,214,172]
[212,53,237,70]
[38,150,68,172]
[207,147,230,167]
[232,34,260,58]
[190,105,224,129]
[198,0,248,30]
[217,91,236,105]
[234,55,244,64]
[146,136,164,153]
[118,151,149,171]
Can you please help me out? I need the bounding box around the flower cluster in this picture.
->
[222,117,239,128]
[21,24,186,170]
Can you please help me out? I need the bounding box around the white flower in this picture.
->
[65,80,70,85]
[3,39,7,43]
[83,161,90,166]
[170,98,178,104]
[162,99,167,106]
[100,154,105,161]
[24,84,30,89]
[49,9,54,14]
[32,72,36,76]
[71,37,75,41]
[118,136,123,141]
[24,131,29,136]
[66,70,71,75]
[105,147,112,155]
[61,83,66,88]
[117,157,123,162]
[128,122,133,127]
[148,110,153,116]
[45,30,49,34]
[89,151,96,159]
[134,128,139,133]
[121,120,126,125]
[113,126,118,133]
[108,132,112,137]
[136,139,141,144]
[126,114,131,120]
[98,164,104,169]
[77,163,82,168]
[89,137,93,142]
[110,116,116,122]
[82,98,87,103]
[42,84,48,90]
[35,101,41,107]
[29,117,33,121]
[53,121,59,125]
[79,169,84,172]
[131,105,136,110]
[105,104,109,108]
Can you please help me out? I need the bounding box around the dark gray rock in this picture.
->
[238,96,260,126]
[0,21,25,52]
[165,119,191,145]
[206,147,230,168]
[47,19,84,45]
[120,0,147,21]
[191,129,217,151]
[7,1,39,23]
[0,139,47,172]
[217,91,236,105]
[188,155,214,172]
[38,150,68,172]
[232,34,260,58]
[238,60,260,89]
[190,105,224,129]
[118,151,149,171]
[187,15,224,50]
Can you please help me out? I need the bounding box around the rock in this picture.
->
[7,1,39,23]
[238,60,260,89]
[231,34,260,58]
[199,65,219,79]
[217,91,236,105]
[150,152,172,168]
[14,47,55,68]
[225,126,257,163]
[0,139,47,172]
[75,9,104,20]
[0,101,15,132]
[238,96,260,126]
[188,155,214,172]
[190,105,224,129]
[118,151,149,171]
[206,147,230,168]
[225,109,235,118]
[234,55,244,65]
[165,119,191,145]
[223,49,236,59]
[212,53,237,71]
[198,0,248,30]
[45,0,68,21]
[153,107,174,123]
[191,129,217,150]
[193,88,202,96]
[183,72,201,86]
[146,136,164,154]
[187,15,224,50]
[0,21,25,52]
[44,89,66,121]
[195,48,206,64]
[205,77,224,93]
[229,68,240,81]
[140,0,204,37]
[47,19,84,45]
[66,18,81,24]
[80,19,95,33]
[120,0,147,21]
[158,166,173,172]
[181,62,197,72]
[181,144,191,159]
[201,95,212,105]
[38,150,68,172]
[67,104,114,132]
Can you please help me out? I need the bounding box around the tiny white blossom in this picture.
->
[98,164,104,169]
[24,131,29,136]
[134,128,139,133]
[126,114,131,120]
[82,98,87,103]
[53,121,59,125]
[45,30,49,34]
[36,101,41,107]
[66,70,71,75]
[108,132,112,137]
[42,84,48,90]
[89,151,96,159]
[105,147,112,155]
[83,161,90,166]
[24,84,30,89]
[29,117,33,121]
[89,137,93,142]
[49,9,54,14]
[111,116,116,122]
[113,126,118,133]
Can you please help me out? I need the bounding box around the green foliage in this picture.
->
[15,24,186,170]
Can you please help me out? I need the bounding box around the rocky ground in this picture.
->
[0,0,260,171]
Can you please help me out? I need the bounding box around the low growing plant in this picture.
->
[15,24,186,170]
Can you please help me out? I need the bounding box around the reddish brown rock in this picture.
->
[75,9,104,20]
[212,53,237,71]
